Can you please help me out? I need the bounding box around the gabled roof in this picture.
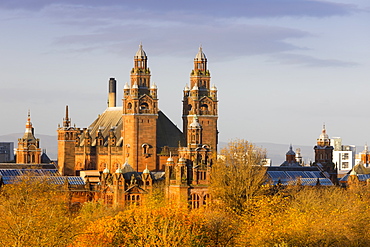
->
[79,108,184,149]
[157,111,184,148]
[79,107,123,146]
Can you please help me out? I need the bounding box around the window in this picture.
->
[342,162,349,169]
[142,143,150,157]
[342,153,349,160]
[197,171,206,180]
[203,194,210,206]
[140,102,149,110]
[200,104,208,111]
[190,194,200,209]
[106,195,113,205]
[126,194,141,205]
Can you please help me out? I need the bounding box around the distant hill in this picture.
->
[1,134,314,164]
[219,141,314,166]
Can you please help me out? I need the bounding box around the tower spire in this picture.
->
[63,105,70,128]
[25,109,33,135]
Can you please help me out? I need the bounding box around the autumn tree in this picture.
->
[237,186,370,246]
[0,176,80,247]
[73,202,209,247]
[210,139,267,213]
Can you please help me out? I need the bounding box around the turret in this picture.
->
[57,106,78,175]
[286,144,296,163]
[16,110,42,164]
[63,105,70,128]
[122,44,158,172]
[150,83,157,99]
[317,124,330,146]
[183,47,218,152]
[188,116,202,148]
[123,82,130,98]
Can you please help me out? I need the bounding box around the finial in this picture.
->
[65,105,69,119]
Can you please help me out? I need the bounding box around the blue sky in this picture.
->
[0,0,369,152]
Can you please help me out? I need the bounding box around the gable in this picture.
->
[156,111,185,148]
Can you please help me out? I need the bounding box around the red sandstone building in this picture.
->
[57,45,218,207]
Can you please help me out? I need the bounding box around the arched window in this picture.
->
[140,102,149,110]
[142,143,150,157]
[127,103,132,110]
[203,194,210,206]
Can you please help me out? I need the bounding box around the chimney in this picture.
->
[108,78,116,107]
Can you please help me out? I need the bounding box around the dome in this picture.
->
[189,116,201,129]
[132,82,139,89]
[317,125,330,145]
[150,83,157,89]
[191,83,199,91]
[124,82,130,89]
[286,145,295,155]
[319,131,329,141]
[195,46,206,61]
[135,43,147,58]
[184,84,190,91]
[103,168,110,174]
[115,167,123,174]
[178,157,186,163]
[211,84,217,91]
[143,165,150,174]
[167,156,174,162]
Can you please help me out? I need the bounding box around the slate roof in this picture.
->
[1,176,85,185]
[267,166,333,186]
[79,107,123,147]
[79,107,184,149]
[340,174,370,182]
[0,168,85,185]
[157,111,184,148]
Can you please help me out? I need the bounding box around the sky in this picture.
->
[0,0,369,154]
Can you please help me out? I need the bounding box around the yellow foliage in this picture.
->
[74,203,208,247]
[0,176,79,247]
[237,187,370,247]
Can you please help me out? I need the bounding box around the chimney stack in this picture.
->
[108,78,116,107]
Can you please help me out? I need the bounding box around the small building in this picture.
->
[331,137,356,173]
[0,142,14,162]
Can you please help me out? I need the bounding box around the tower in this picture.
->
[16,111,41,164]
[122,44,158,172]
[313,125,337,183]
[57,105,79,175]
[280,144,301,167]
[183,46,218,152]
